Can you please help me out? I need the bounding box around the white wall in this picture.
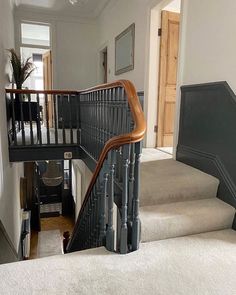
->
[0,0,24,251]
[98,0,164,92]
[178,0,236,92]
[97,0,182,147]
[55,20,98,89]
[72,160,92,218]
[163,0,181,12]
[14,10,98,90]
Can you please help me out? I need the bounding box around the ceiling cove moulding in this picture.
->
[15,9,96,26]
[14,0,111,19]
[69,0,88,5]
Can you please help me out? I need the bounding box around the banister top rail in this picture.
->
[69,79,146,246]
[5,89,78,95]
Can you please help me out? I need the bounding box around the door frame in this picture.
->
[43,50,54,128]
[144,0,183,151]
[97,43,109,84]
[102,47,108,84]
[157,10,180,148]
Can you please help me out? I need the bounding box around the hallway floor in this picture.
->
[30,215,74,259]
[1,229,235,295]
[157,146,173,155]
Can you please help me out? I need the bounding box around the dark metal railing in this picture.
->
[6,80,146,254]
[67,143,142,253]
[6,89,79,147]
[67,81,146,254]
[80,87,132,160]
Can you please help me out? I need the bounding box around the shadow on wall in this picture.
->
[0,135,3,198]
[0,220,18,264]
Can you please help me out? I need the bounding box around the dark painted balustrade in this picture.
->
[5,80,146,254]
[6,89,80,161]
[80,87,132,160]
[67,143,141,253]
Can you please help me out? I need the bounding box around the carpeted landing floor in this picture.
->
[37,230,63,258]
[0,229,235,295]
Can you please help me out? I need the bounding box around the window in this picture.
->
[20,47,47,92]
[19,22,51,91]
[21,23,50,47]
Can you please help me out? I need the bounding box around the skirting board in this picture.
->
[177,145,236,208]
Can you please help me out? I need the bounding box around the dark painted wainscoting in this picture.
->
[177,82,236,209]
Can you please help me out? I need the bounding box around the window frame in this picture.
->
[19,21,52,50]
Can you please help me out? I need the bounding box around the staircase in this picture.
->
[1,81,236,293]
[140,159,235,243]
[5,81,236,255]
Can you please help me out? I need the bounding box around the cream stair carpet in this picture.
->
[37,230,63,258]
[141,148,172,162]
[140,159,235,242]
[0,229,235,295]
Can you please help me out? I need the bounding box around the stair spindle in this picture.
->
[132,142,142,251]
[120,144,130,254]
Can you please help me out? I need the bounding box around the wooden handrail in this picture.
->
[69,80,146,246]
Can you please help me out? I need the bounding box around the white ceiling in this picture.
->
[14,0,111,18]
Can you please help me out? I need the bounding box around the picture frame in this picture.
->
[115,23,135,75]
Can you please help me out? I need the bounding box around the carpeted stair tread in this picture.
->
[1,229,235,294]
[140,159,219,206]
[140,198,235,242]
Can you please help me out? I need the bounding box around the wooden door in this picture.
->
[157,11,180,147]
[43,50,53,128]
[24,162,41,231]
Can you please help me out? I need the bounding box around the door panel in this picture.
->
[166,21,179,85]
[157,11,180,147]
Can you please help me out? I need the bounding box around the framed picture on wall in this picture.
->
[115,23,135,75]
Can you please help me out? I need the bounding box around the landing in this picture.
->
[141,148,172,162]
[0,229,235,295]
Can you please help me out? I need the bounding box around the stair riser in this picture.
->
[140,187,218,207]
[140,199,235,243]
[140,159,219,207]
[141,214,234,243]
